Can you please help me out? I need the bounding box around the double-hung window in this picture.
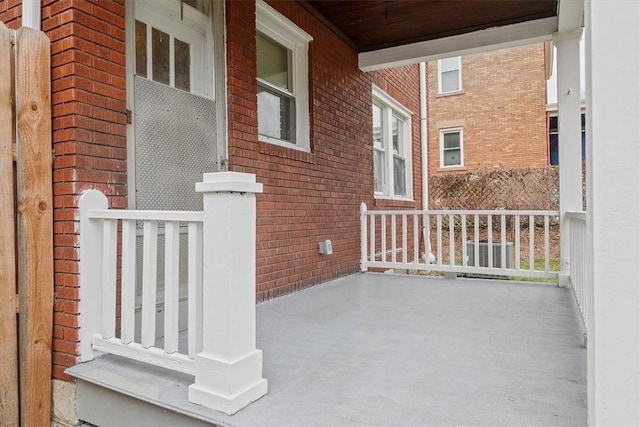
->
[256,0,312,150]
[372,86,412,199]
[438,56,462,94]
[440,128,463,167]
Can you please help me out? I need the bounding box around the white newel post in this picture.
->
[78,189,109,362]
[554,29,583,287]
[188,172,268,415]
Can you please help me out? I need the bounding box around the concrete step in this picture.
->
[67,355,228,427]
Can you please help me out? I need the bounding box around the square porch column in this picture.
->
[585,0,640,424]
[555,29,583,287]
[188,172,268,415]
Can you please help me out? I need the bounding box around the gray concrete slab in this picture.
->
[70,273,587,426]
[240,273,587,427]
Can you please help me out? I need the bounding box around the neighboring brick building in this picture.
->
[1,0,424,415]
[427,44,550,175]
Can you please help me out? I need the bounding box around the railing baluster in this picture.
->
[436,214,442,265]
[515,215,521,270]
[381,214,387,263]
[544,215,550,272]
[474,214,479,268]
[487,214,493,269]
[449,214,455,266]
[461,214,467,267]
[102,219,117,339]
[402,215,407,264]
[413,214,419,264]
[500,214,506,269]
[529,215,535,271]
[141,220,158,348]
[121,219,136,344]
[188,222,203,357]
[370,215,375,262]
[164,222,180,354]
[391,214,397,264]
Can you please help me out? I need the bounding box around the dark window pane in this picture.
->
[175,38,191,92]
[258,85,294,142]
[257,33,289,90]
[393,156,406,196]
[441,69,459,92]
[373,104,383,149]
[135,20,147,77]
[152,28,170,85]
[374,149,385,193]
[443,132,460,149]
[444,149,461,166]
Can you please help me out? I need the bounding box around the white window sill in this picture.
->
[374,194,415,202]
[258,135,310,153]
[438,166,466,172]
[436,90,464,98]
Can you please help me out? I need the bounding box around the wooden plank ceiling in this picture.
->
[302,0,558,52]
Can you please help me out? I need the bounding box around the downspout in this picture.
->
[22,0,41,30]
[419,62,435,262]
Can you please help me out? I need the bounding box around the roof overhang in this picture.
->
[299,0,586,72]
[358,16,557,71]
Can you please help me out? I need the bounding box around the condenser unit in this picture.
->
[466,241,514,278]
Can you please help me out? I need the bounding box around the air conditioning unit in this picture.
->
[466,241,514,278]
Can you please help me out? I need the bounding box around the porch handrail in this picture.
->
[79,172,268,415]
[566,210,588,335]
[361,206,560,279]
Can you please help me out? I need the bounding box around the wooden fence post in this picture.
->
[0,22,19,427]
[15,27,53,427]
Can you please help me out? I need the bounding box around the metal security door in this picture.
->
[132,0,217,211]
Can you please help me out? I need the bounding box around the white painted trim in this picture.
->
[256,0,312,150]
[439,128,464,168]
[372,85,413,200]
[557,0,584,33]
[92,336,195,375]
[22,0,41,30]
[359,16,557,71]
[437,56,462,94]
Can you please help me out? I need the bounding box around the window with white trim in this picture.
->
[372,86,413,198]
[440,128,463,167]
[438,56,462,94]
[256,0,312,150]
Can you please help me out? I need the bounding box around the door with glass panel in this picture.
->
[130,0,216,342]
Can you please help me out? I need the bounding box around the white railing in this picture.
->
[361,204,560,279]
[79,201,203,374]
[567,211,588,333]
[79,172,268,415]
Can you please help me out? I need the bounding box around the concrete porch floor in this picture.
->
[70,272,587,426]
[225,273,587,426]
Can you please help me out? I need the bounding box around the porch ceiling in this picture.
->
[301,0,558,52]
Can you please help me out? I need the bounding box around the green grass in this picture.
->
[511,258,560,283]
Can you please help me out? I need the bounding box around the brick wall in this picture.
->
[48,0,127,381]
[0,0,128,381]
[226,0,423,301]
[0,0,21,28]
[427,44,548,175]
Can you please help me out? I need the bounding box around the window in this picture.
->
[548,114,586,165]
[256,0,312,150]
[372,86,413,198]
[440,129,463,167]
[438,56,462,94]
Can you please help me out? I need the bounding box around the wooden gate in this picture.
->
[0,22,53,426]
